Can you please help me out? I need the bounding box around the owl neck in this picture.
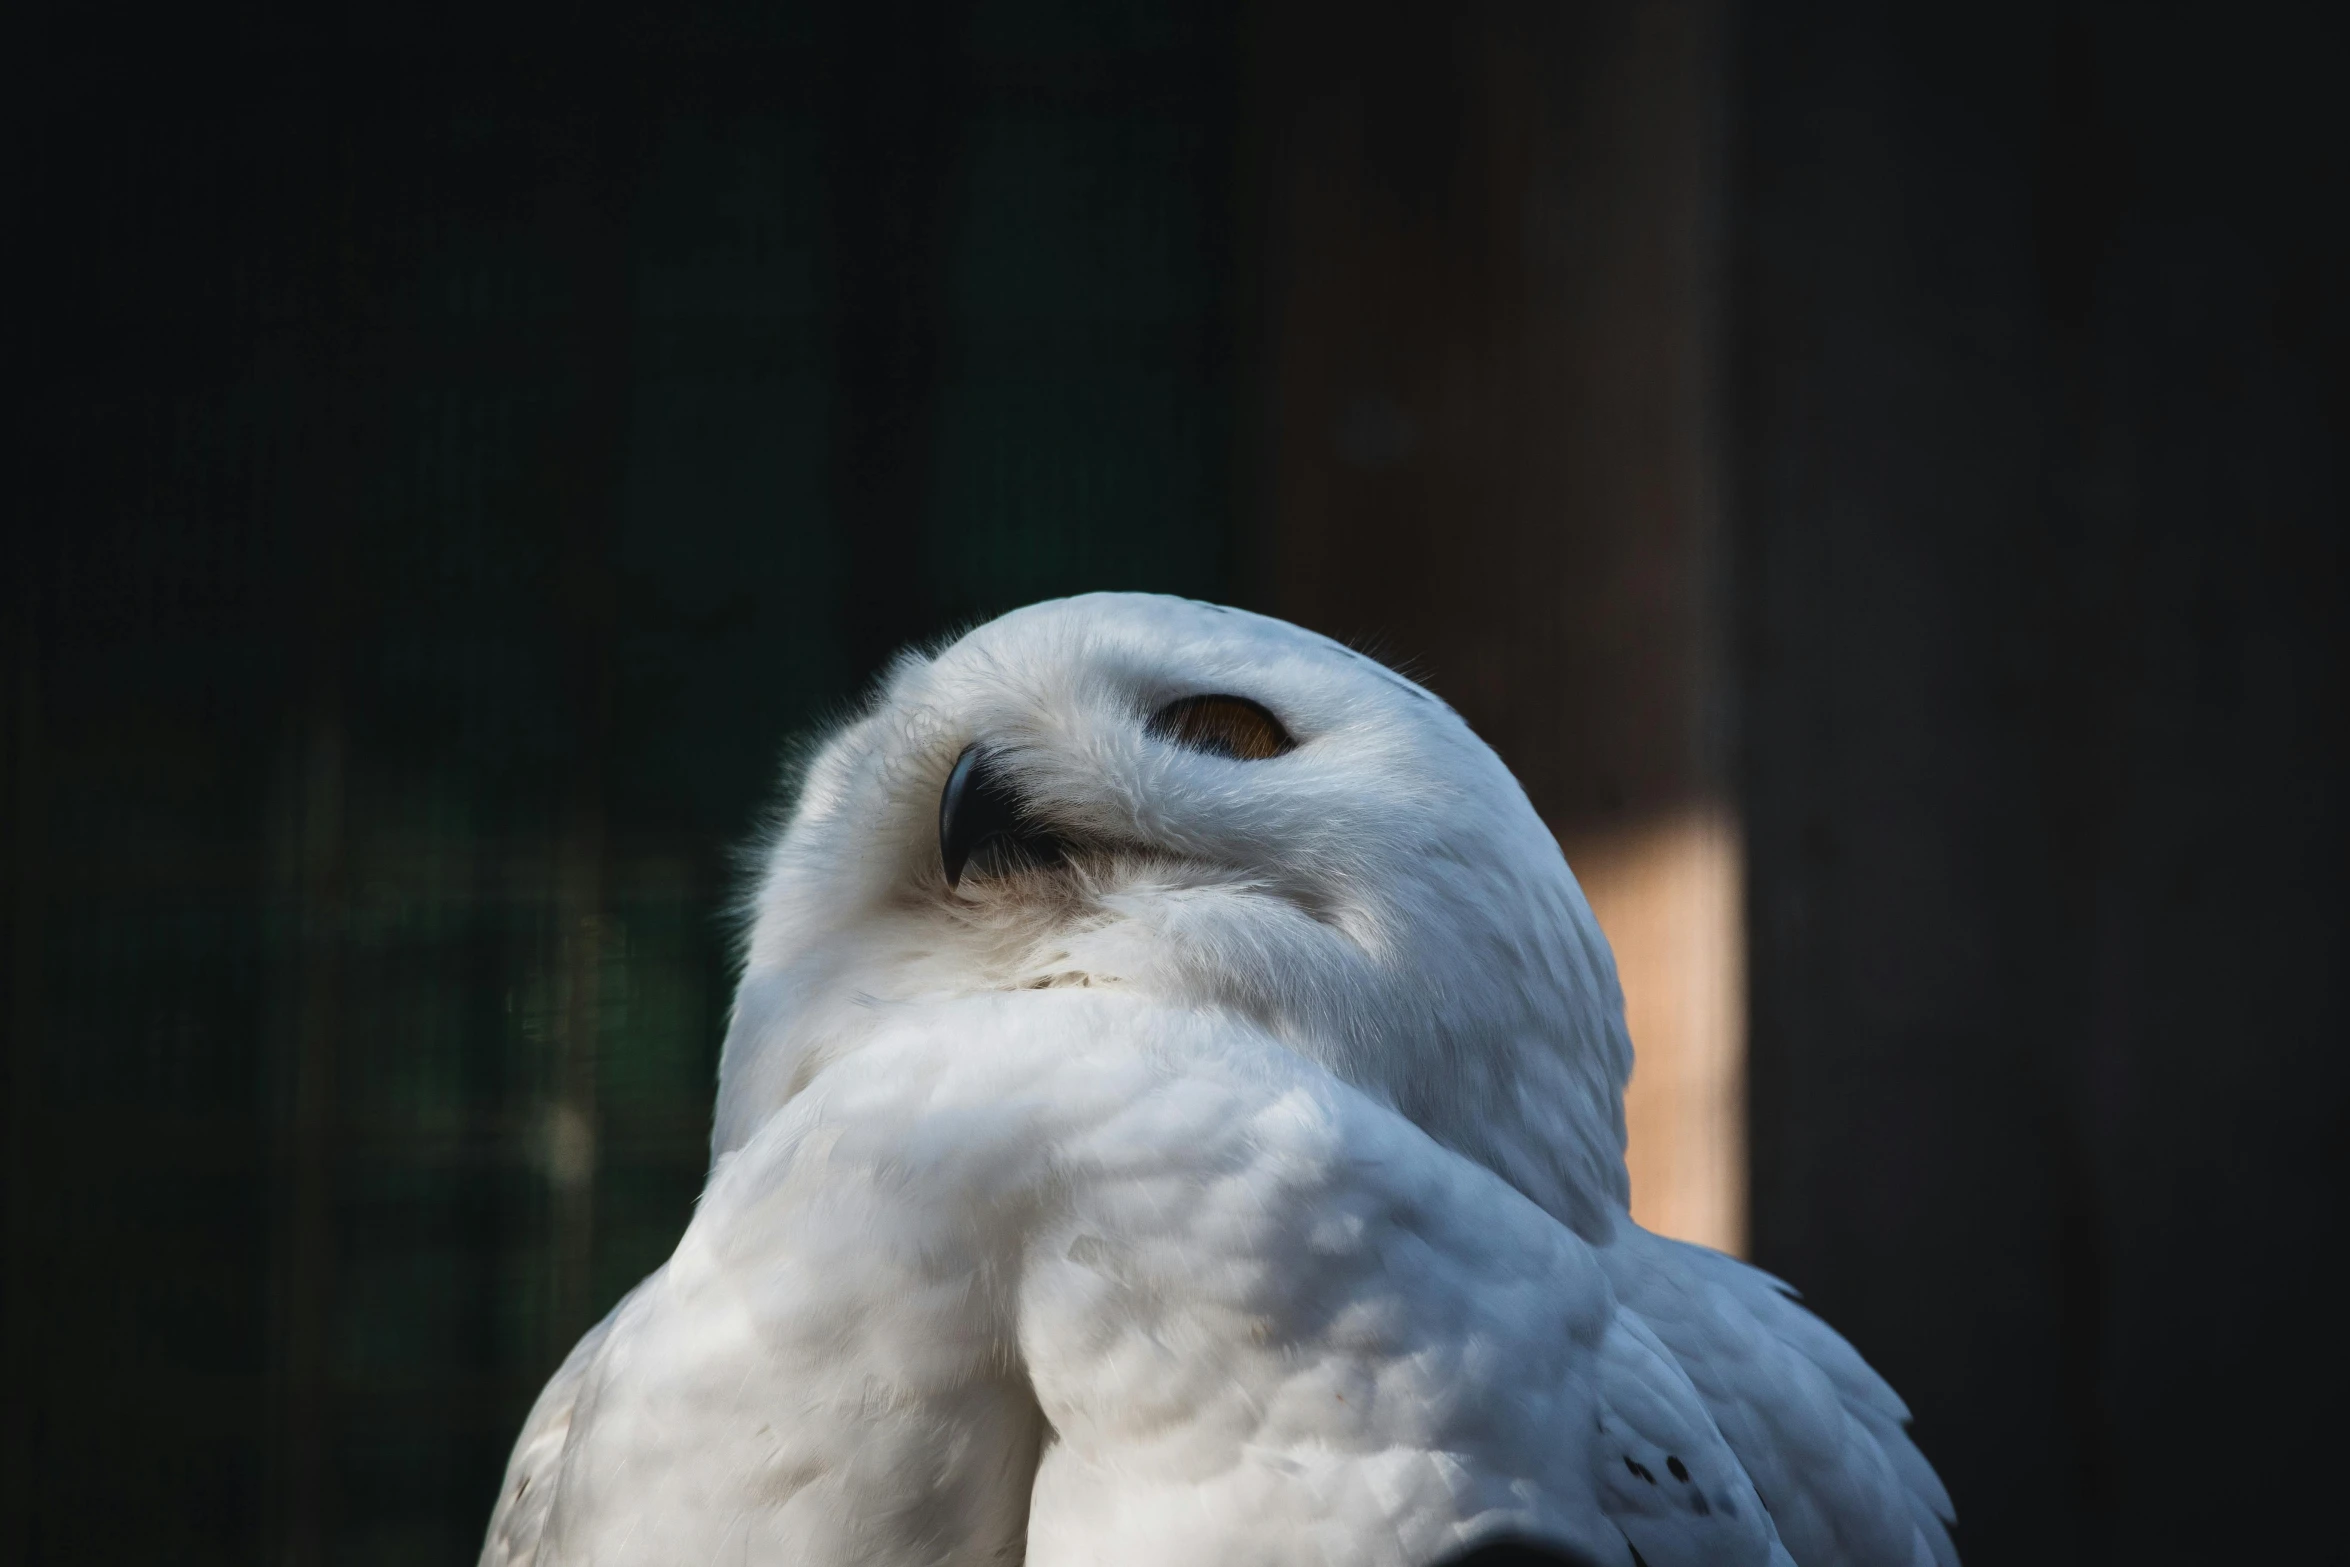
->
[1345,851,1637,1245]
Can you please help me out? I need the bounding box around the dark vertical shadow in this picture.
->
[2028,12,2132,1538]
[1731,5,2349,1561]
[1247,0,1730,842]
[824,2,970,684]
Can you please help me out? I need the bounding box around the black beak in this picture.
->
[938,745,1066,889]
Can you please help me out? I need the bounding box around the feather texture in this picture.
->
[481,594,1953,1567]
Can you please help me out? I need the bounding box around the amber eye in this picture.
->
[1144,694,1297,761]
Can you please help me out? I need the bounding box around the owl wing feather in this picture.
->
[477,1281,648,1567]
[1600,1231,1956,1567]
[1013,996,1784,1567]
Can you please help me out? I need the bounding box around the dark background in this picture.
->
[6,2,2343,1563]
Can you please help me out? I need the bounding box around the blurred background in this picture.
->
[6,2,2344,1562]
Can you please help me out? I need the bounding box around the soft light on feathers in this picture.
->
[481,594,1955,1567]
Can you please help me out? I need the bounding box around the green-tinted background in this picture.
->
[13,5,1238,1559]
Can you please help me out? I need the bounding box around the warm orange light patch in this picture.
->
[1562,807,1747,1256]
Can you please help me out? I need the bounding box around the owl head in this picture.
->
[719,593,1633,1238]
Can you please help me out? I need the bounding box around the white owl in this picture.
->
[481,593,1956,1567]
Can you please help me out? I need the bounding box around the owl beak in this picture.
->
[939,745,1063,889]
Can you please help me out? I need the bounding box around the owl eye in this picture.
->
[1145,694,1297,761]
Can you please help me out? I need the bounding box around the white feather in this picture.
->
[482,593,1953,1567]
